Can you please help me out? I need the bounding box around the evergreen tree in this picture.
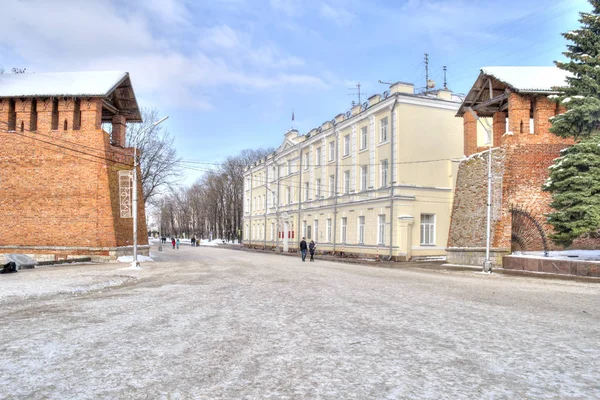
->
[545,0,600,246]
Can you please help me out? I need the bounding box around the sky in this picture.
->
[0,0,591,184]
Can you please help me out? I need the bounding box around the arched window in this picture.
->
[64,119,68,131]
[20,121,24,132]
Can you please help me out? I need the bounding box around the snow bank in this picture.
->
[512,250,600,262]
[117,255,154,263]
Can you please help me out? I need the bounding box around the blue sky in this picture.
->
[0,0,590,183]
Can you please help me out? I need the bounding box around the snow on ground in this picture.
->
[116,255,154,263]
[513,249,600,261]
[1,246,599,399]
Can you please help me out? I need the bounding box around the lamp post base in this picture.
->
[130,261,140,269]
[483,260,493,273]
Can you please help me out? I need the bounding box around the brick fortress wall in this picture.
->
[0,97,148,261]
[446,93,598,267]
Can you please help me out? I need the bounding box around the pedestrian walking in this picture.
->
[171,238,176,249]
[309,240,316,262]
[191,237,195,247]
[300,237,308,262]
[176,238,180,249]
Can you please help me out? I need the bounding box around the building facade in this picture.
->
[243,82,464,260]
[446,66,600,268]
[0,71,148,262]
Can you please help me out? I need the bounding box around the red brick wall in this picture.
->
[0,96,147,258]
[463,112,477,156]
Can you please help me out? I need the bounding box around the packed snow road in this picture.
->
[1,244,599,399]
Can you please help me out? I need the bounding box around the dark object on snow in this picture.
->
[5,254,37,270]
[1,262,17,274]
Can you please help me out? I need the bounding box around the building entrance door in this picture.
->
[283,221,289,252]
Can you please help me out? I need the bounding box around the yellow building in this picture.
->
[244,82,464,260]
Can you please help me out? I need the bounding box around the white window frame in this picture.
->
[304,182,309,201]
[314,219,319,241]
[344,170,350,194]
[329,174,335,197]
[358,216,365,244]
[304,153,310,170]
[341,217,347,243]
[316,178,321,198]
[360,126,368,150]
[343,134,350,156]
[316,147,321,166]
[380,159,388,187]
[302,220,307,238]
[271,222,275,240]
[361,165,368,191]
[378,214,386,245]
[328,141,335,161]
[286,186,291,204]
[326,218,332,242]
[420,214,436,245]
[380,117,388,142]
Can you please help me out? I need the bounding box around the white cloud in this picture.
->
[270,0,302,17]
[0,0,328,111]
[320,3,355,26]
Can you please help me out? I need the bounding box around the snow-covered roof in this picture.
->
[480,66,570,93]
[0,71,129,97]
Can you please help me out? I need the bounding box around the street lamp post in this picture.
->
[466,108,493,273]
[131,116,169,268]
[158,200,163,252]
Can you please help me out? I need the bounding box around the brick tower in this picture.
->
[0,71,148,262]
[446,66,591,268]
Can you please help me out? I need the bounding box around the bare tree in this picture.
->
[126,107,181,206]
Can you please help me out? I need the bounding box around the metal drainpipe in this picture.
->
[332,124,339,255]
[276,164,281,254]
[298,145,303,248]
[248,170,252,248]
[263,164,268,250]
[389,96,398,261]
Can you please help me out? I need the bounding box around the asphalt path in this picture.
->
[1,242,599,399]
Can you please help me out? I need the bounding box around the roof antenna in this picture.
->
[348,83,362,107]
[443,66,448,89]
[424,53,429,92]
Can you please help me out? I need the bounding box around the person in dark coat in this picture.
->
[300,237,308,262]
[309,240,316,262]
[172,238,176,249]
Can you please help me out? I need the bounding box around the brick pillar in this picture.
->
[508,93,531,135]
[463,111,477,156]
[492,111,506,147]
[533,97,556,136]
[112,114,127,147]
[81,98,102,131]
[58,98,75,131]
[0,99,9,132]
[37,98,53,132]
[15,98,33,133]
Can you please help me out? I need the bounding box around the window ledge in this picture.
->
[358,148,368,154]
[377,140,390,147]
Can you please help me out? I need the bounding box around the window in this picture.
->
[304,182,309,201]
[343,134,350,156]
[271,223,275,240]
[326,218,332,242]
[380,160,388,187]
[329,141,335,161]
[344,170,350,194]
[246,198,249,212]
[118,170,133,218]
[314,219,319,241]
[271,192,276,208]
[380,117,388,142]
[316,147,321,166]
[421,214,436,245]
[316,178,321,198]
[341,217,347,243]
[378,214,386,244]
[287,160,292,175]
[329,175,335,197]
[358,216,365,244]
[360,166,368,191]
[360,126,368,149]
[304,153,309,170]
[286,187,291,204]
[302,220,307,238]
[307,225,312,239]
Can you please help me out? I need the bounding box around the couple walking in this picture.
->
[299,237,316,262]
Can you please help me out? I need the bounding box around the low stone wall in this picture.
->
[503,255,600,277]
[0,245,150,263]
[446,247,510,269]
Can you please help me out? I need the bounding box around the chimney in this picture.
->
[390,81,414,95]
